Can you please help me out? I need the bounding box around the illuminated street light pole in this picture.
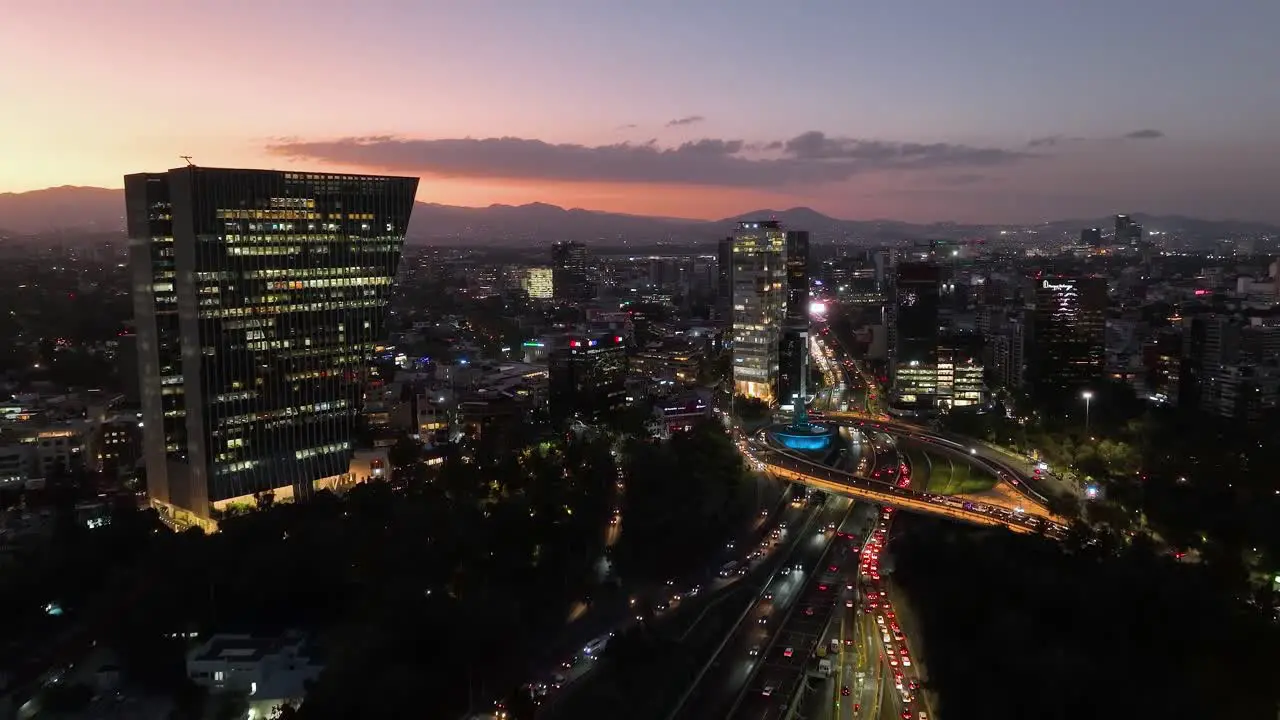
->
[1081,390,1094,436]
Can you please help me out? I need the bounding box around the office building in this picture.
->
[522,267,554,299]
[889,262,942,413]
[1115,215,1142,246]
[549,334,627,422]
[126,167,417,530]
[730,221,787,403]
[778,230,810,409]
[551,241,590,303]
[716,236,734,321]
[1080,227,1102,247]
[1028,275,1107,394]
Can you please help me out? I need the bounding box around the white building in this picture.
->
[186,632,324,717]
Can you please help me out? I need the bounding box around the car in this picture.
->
[804,607,815,616]
[550,673,566,688]
[748,645,760,656]
[841,686,852,697]
[846,600,854,608]
[759,617,768,625]
[763,591,774,600]
[783,647,794,658]
[902,656,912,667]
[762,686,775,697]
[889,657,899,667]
[902,712,912,720]
[779,521,788,529]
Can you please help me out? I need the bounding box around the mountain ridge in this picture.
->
[1,185,1275,245]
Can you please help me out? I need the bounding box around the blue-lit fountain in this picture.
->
[768,401,836,452]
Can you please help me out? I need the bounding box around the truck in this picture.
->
[817,658,833,677]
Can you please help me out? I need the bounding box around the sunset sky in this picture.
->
[3,0,1278,223]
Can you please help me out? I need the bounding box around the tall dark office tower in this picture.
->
[126,167,417,530]
[126,173,186,508]
[1080,227,1102,247]
[716,236,734,321]
[549,334,627,422]
[551,240,590,302]
[1114,215,1142,245]
[889,262,942,413]
[778,230,811,408]
[1029,275,1107,394]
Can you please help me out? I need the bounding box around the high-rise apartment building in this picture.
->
[126,167,417,530]
[730,221,787,403]
[551,241,590,303]
[778,230,811,409]
[1028,275,1107,394]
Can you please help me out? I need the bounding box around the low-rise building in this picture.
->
[186,632,324,717]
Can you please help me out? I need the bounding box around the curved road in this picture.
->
[743,436,1067,538]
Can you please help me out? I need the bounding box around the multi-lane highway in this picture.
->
[665,496,854,720]
[726,505,876,720]
[744,435,1066,537]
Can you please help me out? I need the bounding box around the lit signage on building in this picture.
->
[1041,280,1076,291]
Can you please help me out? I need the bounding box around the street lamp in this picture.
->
[1081,390,1094,435]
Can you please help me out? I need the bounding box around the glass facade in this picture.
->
[779,230,811,408]
[551,241,590,302]
[1030,276,1107,392]
[127,167,417,527]
[731,221,786,403]
[126,173,187,508]
[549,335,627,422]
[890,262,942,411]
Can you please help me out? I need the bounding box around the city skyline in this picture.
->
[4,0,1280,223]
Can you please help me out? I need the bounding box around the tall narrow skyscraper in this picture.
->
[716,236,734,321]
[889,262,942,414]
[127,167,418,529]
[730,221,786,403]
[778,230,811,408]
[551,240,590,302]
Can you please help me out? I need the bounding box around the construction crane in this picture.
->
[180,155,195,167]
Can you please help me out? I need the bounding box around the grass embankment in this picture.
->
[902,445,997,495]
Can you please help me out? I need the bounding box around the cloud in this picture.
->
[936,173,987,186]
[1027,135,1083,148]
[617,123,638,130]
[1029,129,1165,148]
[266,131,1031,188]
[665,115,705,127]
[1124,128,1165,140]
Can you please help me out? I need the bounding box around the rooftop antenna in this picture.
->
[180,155,195,167]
